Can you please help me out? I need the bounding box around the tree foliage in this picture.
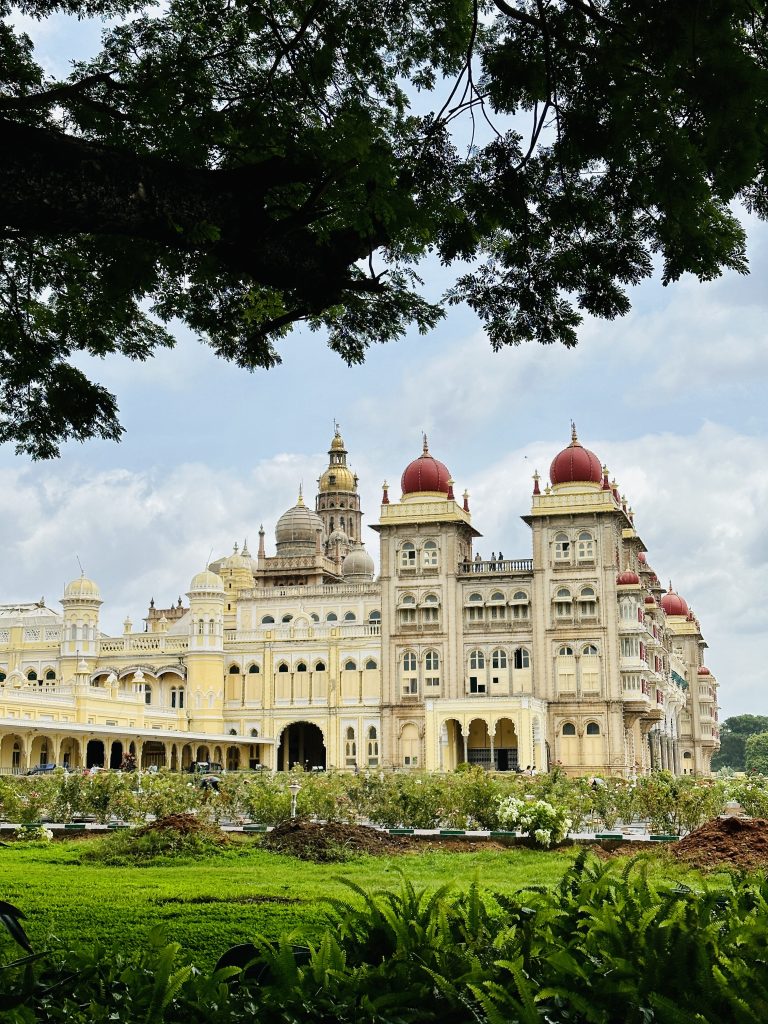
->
[745,731,768,774]
[712,715,768,771]
[2,0,768,454]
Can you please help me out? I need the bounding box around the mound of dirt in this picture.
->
[261,819,414,861]
[672,816,768,870]
[133,813,228,842]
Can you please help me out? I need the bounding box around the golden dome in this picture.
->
[331,432,345,451]
[62,574,101,601]
[318,465,356,492]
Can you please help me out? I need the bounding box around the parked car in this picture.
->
[26,763,56,775]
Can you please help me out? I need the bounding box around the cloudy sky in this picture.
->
[3,11,767,718]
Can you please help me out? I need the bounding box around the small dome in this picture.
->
[401,437,451,496]
[275,491,323,554]
[328,528,348,545]
[63,574,101,600]
[221,544,250,571]
[644,595,656,604]
[189,569,224,593]
[638,552,647,564]
[697,666,711,676]
[617,570,640,585]
[330,430,346,452]
[549,426,602,486]
[661,586,689,617]
[342,544,375,581]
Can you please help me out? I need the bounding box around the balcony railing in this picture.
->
[458,559,533,575]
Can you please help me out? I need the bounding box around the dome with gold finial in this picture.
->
[275,487,324,554]
[62,573,102,602]
[318,424,357,493]
[549,424,602,486]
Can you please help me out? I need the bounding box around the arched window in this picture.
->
[365,659,378,670]
[558,645,574,656]
[554,533,570,561]
[251,728,259,737]
[492,649,507,669]
[368,610,381,623]
[296,662,307,672]
[400,542,416,568]
[177,686,185,709]
[469,650,485,670]
[582,644,599,656]
[27,670,37,681]
[467,592,484,622]
[315,661,327,672]
[578,587,598,618]
[586,722,601,735]
[511,590,530,620]
[514,648,530,669]
[422,593,440,624]
[402,652,418,695]
[282,614,293,623]
[555,588,572,617]
[248,663,260,674]
[0,672,6,682]
[343,611,356,621]
[171,686,177,707]
[422,540,438,567]
[261,615,275,624]
[344,659,357,671]
[425,650,440,670]
[228,664,240,674]
[367,725,379,765]
[489,590,506,620]
[400,594,417,625]
[45,669,56,681]
[144,684,152,705]
[310,613,320,622]
[562,722,576,736]
[345,726,357,764]
[577,531,595,562]
[277,663,289,673]
[424,593,439,603]
[326,612,338,621]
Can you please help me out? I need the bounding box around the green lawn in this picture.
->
[0,838,703,968]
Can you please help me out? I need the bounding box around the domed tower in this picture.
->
[186,568,226,725]
[316,425,361,552]
[60,573,102,661]
[275,490,324,557]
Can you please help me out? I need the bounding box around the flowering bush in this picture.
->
[496,795,572,847]
[14,823,53,842]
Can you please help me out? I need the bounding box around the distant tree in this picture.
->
[3,0,768,455]
[745,732,768,775]
[712,716,768,772]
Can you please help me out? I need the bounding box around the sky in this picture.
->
[2,10,767,718]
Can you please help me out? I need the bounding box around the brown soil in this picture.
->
[261,819,509,861]
[133,813,228,842]
[672,816,768,870]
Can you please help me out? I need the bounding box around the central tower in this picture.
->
[315,425,361,557]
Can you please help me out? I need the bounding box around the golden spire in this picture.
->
[297,484,304,507]
[422,432,429,455]
[570,421,579,445]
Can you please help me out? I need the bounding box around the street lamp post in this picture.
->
[289,780,301,819]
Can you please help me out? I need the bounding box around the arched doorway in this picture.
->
[226,745,240,771]
[109,741,123,770]
[59,736,81,769]
[86,739,105,769]
[441,719,464,770]
[1,734,25,773]
[467,718,492,769]
[492,718,518,771]
[277,722,326,771]
[196,745,210,762]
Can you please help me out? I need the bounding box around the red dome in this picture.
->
[697,666,711,676]
[644,595,655,604]
[617,570,640,585]
[401,439,451,496]
[638,552,647,564]
[661,588,689,617]
[549,427,602,486]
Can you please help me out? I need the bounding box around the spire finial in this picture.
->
[297,483,304,507]
[422,432,429,455]
[334,418,340,436]
[532,470,541,496]
[382,480,390,504]
[668,579,673,592]
[570,421,578,445]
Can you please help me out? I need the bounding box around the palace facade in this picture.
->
[0,428,720,776]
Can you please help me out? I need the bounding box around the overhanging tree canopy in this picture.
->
[2,0,767,456]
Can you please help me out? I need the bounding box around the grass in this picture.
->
[0,838,709,968]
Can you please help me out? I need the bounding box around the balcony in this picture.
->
[458,559,533,576]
